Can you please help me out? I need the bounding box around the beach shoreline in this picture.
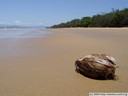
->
[0,28,128,96]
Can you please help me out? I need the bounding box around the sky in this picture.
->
[0,0,128,26]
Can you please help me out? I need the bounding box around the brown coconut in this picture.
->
[75,54,118,80]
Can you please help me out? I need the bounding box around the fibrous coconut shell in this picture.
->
[75,54,118,80]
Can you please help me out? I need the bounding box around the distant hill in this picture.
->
[51,8,128,28]
[0,24,45,28]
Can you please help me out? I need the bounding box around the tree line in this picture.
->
[51,8,128,28]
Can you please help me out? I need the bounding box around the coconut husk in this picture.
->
[75,54,118,80]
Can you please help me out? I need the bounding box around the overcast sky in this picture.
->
[0,0,128,26]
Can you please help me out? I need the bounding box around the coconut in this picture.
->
[75,54,118,80]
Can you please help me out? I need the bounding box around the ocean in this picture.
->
[0,28,51,39]
[0,28,51,58]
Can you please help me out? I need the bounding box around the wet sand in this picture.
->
[0,28,128,96]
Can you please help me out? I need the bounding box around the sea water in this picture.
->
[0,28,51,58]
[0,28,51,39]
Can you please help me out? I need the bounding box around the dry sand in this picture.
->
[0,28,128,96]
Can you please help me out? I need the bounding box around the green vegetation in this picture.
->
[51,8,128,28]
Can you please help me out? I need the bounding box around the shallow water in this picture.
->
[0,28,51,58]
[0,28,50,39]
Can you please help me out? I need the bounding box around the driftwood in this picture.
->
[75,54,118,80]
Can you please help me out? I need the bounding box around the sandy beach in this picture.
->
[0,28,128,96]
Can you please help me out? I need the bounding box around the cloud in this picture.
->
[0,22,5,24]
[39,23,43,25]
[15,21,21,23]
[14,21,29,25]
[14,21,31,25]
